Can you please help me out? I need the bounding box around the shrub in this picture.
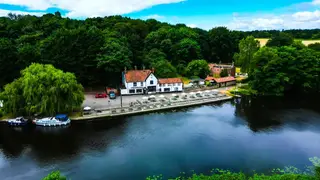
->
[42,171,66,180]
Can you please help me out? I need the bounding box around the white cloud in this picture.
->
[292,10,320,21]
[186,24,197,28]
[0,0,185,18]
[0,0,51,10]
[223,10,320,31]
[312,0,320,5]
[0,9,44,16]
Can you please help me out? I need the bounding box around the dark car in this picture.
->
[95,93,107,98]
[109,91,116,99]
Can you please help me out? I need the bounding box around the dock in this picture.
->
[72,95,233,121]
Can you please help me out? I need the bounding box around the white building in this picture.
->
[121,69,158,95]
[121,69,183,95]
[158,78,183,93]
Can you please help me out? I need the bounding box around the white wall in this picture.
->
[145,73,158,87]
[158,83,183,92]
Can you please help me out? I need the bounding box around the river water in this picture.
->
[0,96,320,180]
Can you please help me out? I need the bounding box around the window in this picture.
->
[136,89,142,93]
[140,82,143,86]
[129,90,135,94]
[164,88,170,92]
[133,82,137,87]
[150,80,154,85]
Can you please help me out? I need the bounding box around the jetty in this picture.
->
[72,93,233,121]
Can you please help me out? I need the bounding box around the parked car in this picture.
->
[109,91,116,99]
[95,93,107,98]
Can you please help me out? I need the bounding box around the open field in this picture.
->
[256,38,320,47]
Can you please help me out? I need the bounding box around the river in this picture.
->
[0,96,320,180]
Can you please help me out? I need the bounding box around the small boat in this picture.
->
[7,117,28,126]
[33,114,71,127]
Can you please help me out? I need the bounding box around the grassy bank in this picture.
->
[228,84,257,96]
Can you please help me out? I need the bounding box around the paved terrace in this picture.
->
[74,90,233,120]
[83,86,234,110]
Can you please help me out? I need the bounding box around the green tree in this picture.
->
[0,38,18,87]
[249,46,320,95]
[233,36,260,73]
[266,32,294,47]
[220,69,229,77]
[0,63,84,117]
[186,60,210,79]
[153,60,177,78]
[208,27,239,63]
[308,43,320,51]
[174,38,201,64]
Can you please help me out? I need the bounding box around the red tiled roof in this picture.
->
[213,76,236,83]
[125,70,152,82]
[158,78,182,84]
[205,76,215,81]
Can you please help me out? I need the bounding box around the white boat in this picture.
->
[33,114,70,127]
[7,117,28,126]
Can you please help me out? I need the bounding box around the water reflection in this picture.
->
[0,96,319,180]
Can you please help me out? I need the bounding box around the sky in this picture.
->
[0,0,319,31]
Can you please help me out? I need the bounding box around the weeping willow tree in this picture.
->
[0,63,84,117]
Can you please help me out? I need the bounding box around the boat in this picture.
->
[32,114,71,127]
[7,117,28,126]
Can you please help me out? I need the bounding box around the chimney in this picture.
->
[152,67,155,73]
[134,66,137,70]
[142,65,145,71]
[124,67,127,73]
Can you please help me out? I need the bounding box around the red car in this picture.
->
[95,93,107,98]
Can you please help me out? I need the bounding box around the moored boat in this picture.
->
[32,114,70,127]
[7,117,28,126]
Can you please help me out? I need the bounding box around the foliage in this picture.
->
[0,63,84,117]
[234,36,260,73]
[208,27,243,63]
[266,32,294,47]
[220,69,229,77]
[0,13,319,89]
[153,60,178,78]
[42,171,66,180]
[308,43,320,51]
[249,46,320,95]
[186,60,210,79]
[229,85,257,96]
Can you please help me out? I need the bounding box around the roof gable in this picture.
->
[125,70,152,83]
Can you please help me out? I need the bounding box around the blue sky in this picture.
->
[0,0,319,30]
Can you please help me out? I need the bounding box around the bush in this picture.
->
[0,108,3,118]
[42,171,66,180]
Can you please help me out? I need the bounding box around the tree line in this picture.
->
[235,33,320,95]
[1,12,320,88]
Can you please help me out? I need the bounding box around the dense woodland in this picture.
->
[1,12,320,88]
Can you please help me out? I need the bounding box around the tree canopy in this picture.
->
[249,46,320,95]
[0,12,319,89]
[0,63,84,117]
[186,60,210,79]
[234,36,260,73]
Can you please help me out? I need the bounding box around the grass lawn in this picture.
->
[256,38,320,47]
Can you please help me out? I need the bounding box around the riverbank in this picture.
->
[72,95,233,121]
